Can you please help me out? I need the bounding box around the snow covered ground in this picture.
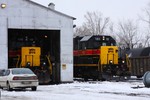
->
[1,79,150,100]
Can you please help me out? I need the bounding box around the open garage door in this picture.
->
[8,29,60,84]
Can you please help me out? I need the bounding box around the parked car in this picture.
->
[0,68,39,91]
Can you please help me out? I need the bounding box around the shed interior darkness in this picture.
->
[8,29,60,82]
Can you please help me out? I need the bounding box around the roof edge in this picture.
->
[28,0,76,20]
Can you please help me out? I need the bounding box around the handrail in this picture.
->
[126,54,131,72]
[16,55,20,68]
[46,55,53,75]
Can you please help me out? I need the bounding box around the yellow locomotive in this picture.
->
[73,35,130,81]
[11,47,53,84]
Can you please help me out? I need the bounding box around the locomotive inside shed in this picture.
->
[8,28,61,83]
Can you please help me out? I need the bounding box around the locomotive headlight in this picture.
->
[122,60,125,63]
[102,36,105,40]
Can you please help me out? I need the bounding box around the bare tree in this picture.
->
[74,25,91,37]
[140,3,150,27]
[142,30,150,47]
[116,19,140,49]
[138,2,150,47]
[74,11,110,36]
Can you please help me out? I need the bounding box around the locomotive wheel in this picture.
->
[34,69,51,84]
[125,75,131,80]
[116,75,131,82]
[92,78,97,81]
[117,76,125,81]
[83,77,88,81]
[98,73,105,81]
[102,73,112,81]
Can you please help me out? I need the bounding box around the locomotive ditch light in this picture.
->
[43,62,46,65]
[52,63,55,66]
[27,62,30,65]
[122,60,125,63]
[26,62,31,67]
[109,60,113,64]
[44,35,48,38]
[1,3,6,8]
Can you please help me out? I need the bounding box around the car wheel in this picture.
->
[0,86,3,90]
[31,86,37,91]
[7,82,12,91]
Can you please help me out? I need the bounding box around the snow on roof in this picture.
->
[80,35,92,42]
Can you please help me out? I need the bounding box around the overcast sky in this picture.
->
[31,0,150,27]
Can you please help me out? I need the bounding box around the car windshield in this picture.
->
[12,68,34,75]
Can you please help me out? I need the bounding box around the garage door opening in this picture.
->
[8,29,60,84]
